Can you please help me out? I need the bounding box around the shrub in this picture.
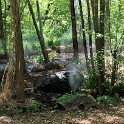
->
[56,93,86,103]
[96,95,121,104]
[26,100,43,113]
[0,106,23,115]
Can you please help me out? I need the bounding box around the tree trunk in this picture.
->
[105,0,110,44]
[91,0,105,95]
[3,0,7,39]
[97,0,105,96]
[111,50,117,86]
[36,0,49,63]
[10,0,25,102]
[27,0,49,63]
[78,0,89,69]
[86,0,94,69]
[90,0,94,21]
[0,0,7,55]
[0,0,3,38]
[70,0,78,60]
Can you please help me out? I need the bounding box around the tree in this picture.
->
[0,0,3,38]
[78,0,89,69]
[70,0,78,60]
[10,0,25,102]
[27,0,49,63]
[86,0,94,70]
[91,0,105,95]
[96,0,105,96]
[0,0,7,55]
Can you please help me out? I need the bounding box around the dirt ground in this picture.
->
[0,99,124,124]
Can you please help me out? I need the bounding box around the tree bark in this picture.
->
[111,50,117,86]
[70,0,78,60]
[78,0,89,69]
[105,0,110,44]
[10,0,25,102]
[0,0,3,38]
[98,0,105,96]
[27,0,49,63]
[0,0,7,55]
[86,0,95,70]
[91,0,105,95]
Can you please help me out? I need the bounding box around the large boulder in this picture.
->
[34,69,84,94]
[34,71,71,94]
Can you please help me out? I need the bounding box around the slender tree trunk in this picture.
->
[0,0,3,38]
[70,0,78,60]
[3,0,7,39]
[98,0,105,96]
[78,0,89,69]
[0,0,7,55]
[36,0,49,63]
[105,0,110,51]
[111,50,117,86]
[10,0,25,102]
[86,0,94,69]
[91,0,94,21]
[111,0,122,87]
[43,3,51,25]
[27,0,49,63]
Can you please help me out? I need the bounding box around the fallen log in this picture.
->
[57,94,97,110]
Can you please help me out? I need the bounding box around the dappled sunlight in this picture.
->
[104,114,124,123]
[72,118,92,124]
[0,116,12,123]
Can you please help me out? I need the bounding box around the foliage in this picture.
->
[0,106,23,115]
[49,52,57,60]
[0,100,44,115]
[26,100,43,113]
[97,95,121,104]
[84,68,98,90]
[56,93,86,103]
[33,55,44,63]
[112,82,124,96]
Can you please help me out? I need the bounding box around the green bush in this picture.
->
[28,55,44,63]
[96,95,121,104]
[26,100,43,113]
[56,93,86,103]
[49,52,57,60]
[84,68,98,90]
[0,107,23,115]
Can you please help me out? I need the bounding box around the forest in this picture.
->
[0,0,124,123]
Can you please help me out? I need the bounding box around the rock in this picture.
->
[31,64,45,72]
[34,69,84,94]
[34,71,71,94]
[45,61,64,70]
[26,63,45,72]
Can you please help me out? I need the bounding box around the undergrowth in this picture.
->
[56,93,86,103]
[97,95,121,104]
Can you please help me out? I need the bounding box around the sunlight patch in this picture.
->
[0,116,12,123]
